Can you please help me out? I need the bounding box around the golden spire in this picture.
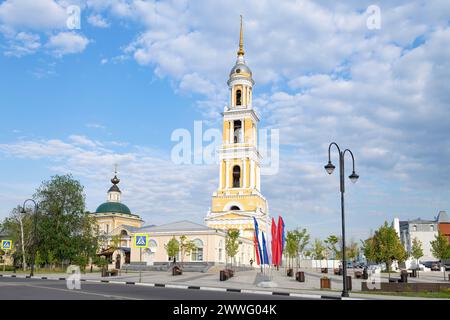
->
[237,15,245,56]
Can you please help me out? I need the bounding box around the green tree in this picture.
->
[430,231,450,280]
[361,237,377,264]
[346,239,359,264]
[325,235,339,269]
[225,230,240,269]
[312,238,326,270]
[411,237,423,276]
[34,174,99,269]
[2,206,34,271]
[179,235,197,267]
[165,237,180,264]
[292,228,310,270]
[285,231,299,269]
[368,221,407,280]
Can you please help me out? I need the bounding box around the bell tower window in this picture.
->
[236,89,242,106]
[233,120,242,143]
[232,165,241,188]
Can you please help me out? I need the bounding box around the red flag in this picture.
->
[271,217,278,266]
[253,233,261,265]
[277,216,285,266]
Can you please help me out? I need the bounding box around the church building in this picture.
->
[205,16,270,239]
[92,18,267,270]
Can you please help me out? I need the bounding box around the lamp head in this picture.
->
[349,171,359,184]
[324,161,336,175]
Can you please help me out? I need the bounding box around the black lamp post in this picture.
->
[325,142,359,298]
[21,199,38,277]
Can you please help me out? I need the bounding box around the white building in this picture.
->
[397,218,438,262]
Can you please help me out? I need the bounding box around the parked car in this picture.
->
[431,262,441,271]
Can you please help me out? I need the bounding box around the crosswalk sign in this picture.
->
[1,240,13,250]
[134,234,149,248]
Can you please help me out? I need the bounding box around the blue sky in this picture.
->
[0,0,449,241]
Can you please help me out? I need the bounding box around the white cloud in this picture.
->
[0,0,67,30]
[46,31,89,56]
[69,135,99,148]
[87,13,110,28]
[3,31,41,57]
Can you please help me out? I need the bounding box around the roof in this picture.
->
[108,185,121,193]
[95,202,131,215]
[400,218,437,225]
[138,220,214,233]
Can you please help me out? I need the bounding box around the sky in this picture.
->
[0,0,449,241]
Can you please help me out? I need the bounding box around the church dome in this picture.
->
[229,60,252,78]
[95,202,132,215]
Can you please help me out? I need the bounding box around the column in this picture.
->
[243,158,247,188]
[219,160,223,189]
[250,160,255,188]
[229,121,233,144]
[225,160,230,189]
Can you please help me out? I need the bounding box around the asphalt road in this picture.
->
[0,277,308,300]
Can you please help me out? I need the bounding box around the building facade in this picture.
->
[91,171,144,269]
[395,217,439,262]
[205,17,270,239]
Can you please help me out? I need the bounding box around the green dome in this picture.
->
[95,202,131,215]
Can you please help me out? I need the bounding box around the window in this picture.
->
[236,89,242,106]
[191,239,204,261]
[120,230,128,237]
[430,225,435,231]
[149,240,157,248]
[412,225,417,232]
[233,120,242,143]
[218,240,223,262]
[230,206,240,211]
[233,165,241,188]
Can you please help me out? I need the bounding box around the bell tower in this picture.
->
[205,16,269,239]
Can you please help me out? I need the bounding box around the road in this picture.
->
[0,277,308,300]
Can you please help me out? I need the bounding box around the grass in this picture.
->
[360,290,450,299]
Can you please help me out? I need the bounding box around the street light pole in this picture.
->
[21,199,38,277]
[325,142,359,298]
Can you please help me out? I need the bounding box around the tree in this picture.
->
[325,235,339,269]
[312,239,326,270]
[179,235,197,267]
[34,174,99,268]
[292,228,310,270]
[165,237,180,264]
[361,237,376,264]
[430,231,450,280]
[411,237,423,275]
[225,230,240,269]
[285,231,299,269]
[366,221,407,280]
[346,239,359,264]
[2,206,33,271]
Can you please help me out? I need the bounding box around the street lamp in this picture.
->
[21,199,38,277]
[324,142,359,298]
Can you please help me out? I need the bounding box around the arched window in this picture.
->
[120,230,128,237]
[230,206,240,211]
[192,239,204,261]
[233,165,241,188]
[233,120,242,143]
[236,89,242,106]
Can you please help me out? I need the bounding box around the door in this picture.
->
[115,254,121,269]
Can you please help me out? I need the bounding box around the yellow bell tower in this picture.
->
[205,16,269,239]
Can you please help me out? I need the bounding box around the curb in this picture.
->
[0,274,361,300]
